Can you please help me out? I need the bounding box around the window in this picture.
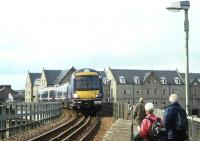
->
[172,89,179,95]
[174,77,181,84]
[194,82,198,86]
[119,76,126,84]
[42,80,46,86]
[146,89,150,94]
[153,101,157,105]
[162,89,167,95]
[162,101,166,107]
[154,79,157,84]
[124,89,131,95]
[160,77,167,84]
[154,89,157,95]
[134,76,140,84]
[193,98,196,105]
[192,90,197,97]
[136,90,140,94]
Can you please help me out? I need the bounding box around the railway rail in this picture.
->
[28,110,100,141]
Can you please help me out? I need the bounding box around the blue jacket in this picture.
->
[163,102,184,140]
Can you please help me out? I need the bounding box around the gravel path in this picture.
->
[92,116,115,141]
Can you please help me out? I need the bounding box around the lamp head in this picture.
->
[167,1,190,11]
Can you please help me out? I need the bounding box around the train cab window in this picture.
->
[75,76,100,90]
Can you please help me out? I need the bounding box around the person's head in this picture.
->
[169,94,178,103]
[139,97,143,103]
[145,103,154,114]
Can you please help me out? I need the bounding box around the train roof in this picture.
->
[74,68,101,76]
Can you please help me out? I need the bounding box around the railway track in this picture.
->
[29,110,100,141]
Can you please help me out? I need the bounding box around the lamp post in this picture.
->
[167,1,190,115]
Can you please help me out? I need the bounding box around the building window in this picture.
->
[193,98,196,105]
[162,101,166,107]
[134,76,140,84]
[136,90,140,94]
[172,89,179,95]
[42,80,45,86]
[162,89,166,95]
[146,89,150,94]
[119,76,126,84]
[153,101,157,105]
[124,89,131,95]
[154,89,157,95]
[193,90,197,97]
[174,77,181,84]
[160,77,167,84]
[154,79,157,84]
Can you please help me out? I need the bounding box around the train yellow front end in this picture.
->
[70,68,103,111]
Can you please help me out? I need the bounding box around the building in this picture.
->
[106,67,200,116]
[180,73,200,115]
[25,71,41,102]
[25,67,76,102]
[0,85,19,103]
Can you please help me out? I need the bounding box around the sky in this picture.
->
[0,0,200,90]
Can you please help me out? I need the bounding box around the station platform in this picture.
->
[102,118,133,141]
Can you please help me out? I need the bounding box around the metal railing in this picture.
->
[0,102,62,140]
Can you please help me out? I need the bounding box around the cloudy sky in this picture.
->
[0,0,199,90]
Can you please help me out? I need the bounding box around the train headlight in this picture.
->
[96,93,102,98]
[73,93,79,98]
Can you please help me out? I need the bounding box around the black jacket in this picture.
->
[163,102,187,140]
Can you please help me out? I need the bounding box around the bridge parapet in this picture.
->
[0,102,62,140]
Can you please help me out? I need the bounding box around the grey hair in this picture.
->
[145,103,154,114]
[169,94,178,103]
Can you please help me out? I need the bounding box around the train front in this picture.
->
[70,68,103,111]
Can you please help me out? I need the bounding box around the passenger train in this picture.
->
[38,68,103,111]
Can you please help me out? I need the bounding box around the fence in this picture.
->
[0,102,62,140]
[101,102,200,141]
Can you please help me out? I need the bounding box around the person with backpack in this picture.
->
[163,94,188,141]
[133,97,147,132]
[134,103,167,141]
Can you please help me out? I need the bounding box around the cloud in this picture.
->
[0,0,200,89]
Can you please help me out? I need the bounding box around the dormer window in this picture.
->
[174,77,181,84]
[103,78,110,85]
[119,76,126,84]
[160,77,167,84]
[134,76,140,84]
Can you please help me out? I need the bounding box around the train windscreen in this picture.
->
[74,75,100,90]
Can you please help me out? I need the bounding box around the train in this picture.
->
[38,68,103,111]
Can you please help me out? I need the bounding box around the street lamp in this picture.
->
[166,1,190,115]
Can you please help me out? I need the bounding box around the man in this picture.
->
[163,94,188,141]
[133,97,146,132]
[134,103,162,141]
